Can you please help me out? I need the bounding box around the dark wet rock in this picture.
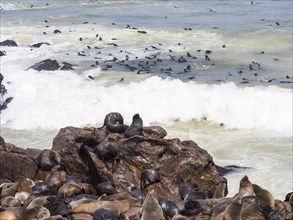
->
[0,140,38,180]
[51,126,109,178]
[0,39,18,47]
[0,50,6,56]
[60,62,74,71]
[28,59,60,71]
[31,42,51,48]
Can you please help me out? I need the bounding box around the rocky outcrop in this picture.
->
[51,124,225,201]
[0,139,39,180]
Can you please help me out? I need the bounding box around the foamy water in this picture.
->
[1,0,292,200]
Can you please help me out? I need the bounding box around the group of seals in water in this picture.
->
[0,113,292,219]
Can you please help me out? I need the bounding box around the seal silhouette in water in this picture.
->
[124,113,143,138]
[102,112,128,133]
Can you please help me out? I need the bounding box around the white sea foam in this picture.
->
[1,66,292,136]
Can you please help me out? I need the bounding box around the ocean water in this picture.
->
[0,0,292,200]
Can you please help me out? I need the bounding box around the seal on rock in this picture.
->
[238,175,254,197]
[177,176,207,201]
[124,113,143,138]
[140,169,160,190]
[158,197,180,218]
[141,190,164,220]
[102,112,129,133]
[222,193,243,220]
[93,208,118,220]
[252,183,275,209]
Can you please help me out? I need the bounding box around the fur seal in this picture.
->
[183,200,202,216]
[238,175,254,197]
[158,197,180,218]
[0,205,43,220]
[141,190,164,220]
[213,181,227,199]
[93,208,118,220]
[70,198,136,215]
[177,176,207,201]
[124,113,143,138]
[102,112,129,133]
[15,176,32,193]
[140,169,160,190]
[57,181,83,199]
[252,184,275,209]
[222,194,243,220]
[171,214,189,220]
[96,182,117,196]
[1,196,21,207]
[38,149,61,171]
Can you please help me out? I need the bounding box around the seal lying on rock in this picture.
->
[102,112,129,133]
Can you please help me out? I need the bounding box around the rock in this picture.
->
[0,50,6,56]
[31,42,50,48]
[0,141,38,180]
[28,59,60,71]
[142,126,167,139]
[0,40,18,47]
[51,126,109,178]
[60,62,74,71]
[118,137,224,200]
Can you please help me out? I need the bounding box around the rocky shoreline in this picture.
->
[0,113,292,220]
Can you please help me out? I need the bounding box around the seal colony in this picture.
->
[0,113,292,220]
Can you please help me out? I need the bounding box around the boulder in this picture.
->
[51,126,109,178]
[28,59,60,71]
[0,139,38,180]
[52,125,225,201]
[0,40,18,47]
[0,50,6,56]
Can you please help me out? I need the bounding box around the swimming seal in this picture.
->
[124,113,143,138]
[140,169,160,190]
[141,190,164,220]
[102,112,129,133]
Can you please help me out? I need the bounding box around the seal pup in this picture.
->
[141,190,164,220]
[102,112,129,133]
[93,208,118,220]
[222,194,243,220]
[140,169,160,190]
[158,197,180,218]
[96,181,117,196]
[124,113,143,138]
[177,176,207,201]
[1,196,21,207]
[238,175,254,197]
[57,181,83,199]
[0,205,44,220]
